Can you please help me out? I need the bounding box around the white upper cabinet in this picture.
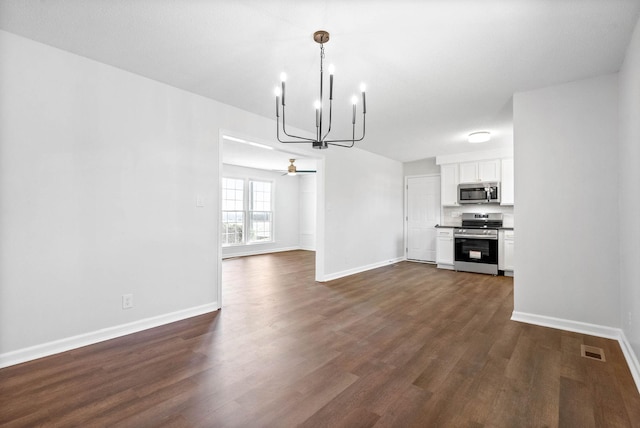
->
[459,162,478,183]
[440,164,459,206]
[478,160,501,182]
[459,159,501,183]
[500,158,514,205]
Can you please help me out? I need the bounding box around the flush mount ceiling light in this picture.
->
[274,30,367,150]
[468,131,491,143]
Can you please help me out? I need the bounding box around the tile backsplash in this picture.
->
[442,205,514,228]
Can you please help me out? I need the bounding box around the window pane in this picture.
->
[249,211,272,242]
[251,180,271,211]
[222,177,245,245]
[248,180,273,243]
[222,178,243,211]
[222,210,244,245]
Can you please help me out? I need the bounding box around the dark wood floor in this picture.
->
[1,250,639,427]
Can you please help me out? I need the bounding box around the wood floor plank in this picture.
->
[1,250,639,427]
[559,376,596,427]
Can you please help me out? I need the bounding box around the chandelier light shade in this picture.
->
[468,131,491,143]
[275,30,366,149]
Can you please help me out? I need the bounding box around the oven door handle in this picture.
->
[455,234,498,240]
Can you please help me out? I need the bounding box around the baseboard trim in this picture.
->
[619,330,640,394]
[318,257,405,282]
[0,302,219,369]
[222,246,301,259]
[436,263,455,270]
[511,311,640,393]
[511,311,620,339]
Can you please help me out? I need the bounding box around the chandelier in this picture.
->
[274,30,366,149]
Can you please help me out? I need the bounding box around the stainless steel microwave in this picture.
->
[458,182,500,204]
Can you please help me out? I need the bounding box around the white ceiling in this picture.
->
[1,0,639,165]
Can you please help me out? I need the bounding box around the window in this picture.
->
[222,178,273,246]
[222,178,244,245]
[249,181,272,243]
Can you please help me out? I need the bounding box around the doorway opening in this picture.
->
[219,132,321,307]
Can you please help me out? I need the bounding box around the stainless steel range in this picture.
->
[454,213,503,275]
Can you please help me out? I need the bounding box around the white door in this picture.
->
[407,176,441,261]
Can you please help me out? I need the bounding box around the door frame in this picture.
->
[404,173,441,263]
[218,129,324,308]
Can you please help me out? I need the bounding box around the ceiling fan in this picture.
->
[283,159,316,176]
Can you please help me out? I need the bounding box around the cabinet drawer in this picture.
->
[437,228,454,238]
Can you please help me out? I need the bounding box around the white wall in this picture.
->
[0,30,293,363]
[513,74,620,328]
[403,157,439,176]
[299,174,317,250]
[0,30,406,365]
[318,148,404,281]
[221,164,301,258]
[619,15,640,360]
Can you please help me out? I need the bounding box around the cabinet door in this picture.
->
[440,164,459,206]
[500,158,514,205]
[459,162,479,183]
[478,160,501,182]
[498,230,505,269]
[503,231,514,271]
[436,229,454,265]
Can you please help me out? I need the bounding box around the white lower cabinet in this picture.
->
[498,230,515,274]
[436,228,454,269]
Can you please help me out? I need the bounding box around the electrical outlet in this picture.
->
[122,294,133,309]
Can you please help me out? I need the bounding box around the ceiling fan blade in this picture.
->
[296,170,317,173]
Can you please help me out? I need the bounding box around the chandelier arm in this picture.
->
[327,141,355,148]
[277,116,316,143]
[321,99,333,142]
[324,113,366,146]
[327,125,356,148]
[279,106,315,142]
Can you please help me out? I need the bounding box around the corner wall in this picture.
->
[0,30,282,365]
[619,14,640,373]
[403,157,439,176]
[513,74,620,329]
[319,148,404,281]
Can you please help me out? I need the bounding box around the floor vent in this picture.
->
[581,344,606,362]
